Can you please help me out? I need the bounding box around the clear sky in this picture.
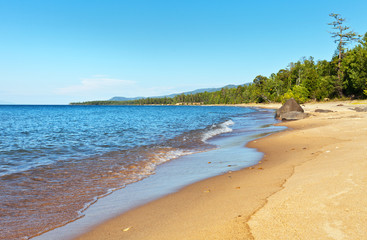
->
[1,0,366,104]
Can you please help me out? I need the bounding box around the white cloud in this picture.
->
[56,76,135,95]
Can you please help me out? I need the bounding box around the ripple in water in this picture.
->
[0,105,257,240]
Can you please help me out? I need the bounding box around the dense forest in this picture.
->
[72,15,367,105]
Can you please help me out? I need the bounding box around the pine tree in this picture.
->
[328,13,359,97]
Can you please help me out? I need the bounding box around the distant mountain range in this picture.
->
[110,84,240,101]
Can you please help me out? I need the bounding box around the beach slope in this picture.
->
[76,101,367,240]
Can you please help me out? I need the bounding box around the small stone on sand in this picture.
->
[122,227,131,232]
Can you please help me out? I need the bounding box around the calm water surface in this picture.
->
[0,105,280,239]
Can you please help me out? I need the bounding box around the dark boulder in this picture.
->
[275,98,305,120]
[280,111,310,121]
[353,107,367,112]
[315,109,334,113]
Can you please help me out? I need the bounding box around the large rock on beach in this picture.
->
[275,98,307,121]
[280,111,309,121]
[353,107,367,112]
[315,109,334,113]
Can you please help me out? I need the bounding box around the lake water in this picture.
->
[0,105,282,239]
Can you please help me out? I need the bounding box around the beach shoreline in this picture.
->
[31,106,281,240]
[72,100,366,239]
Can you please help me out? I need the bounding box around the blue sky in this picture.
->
[1,0,366,104]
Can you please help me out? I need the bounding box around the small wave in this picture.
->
[119,148,194,178]
[201,120,234,142]
[150,148,191,165]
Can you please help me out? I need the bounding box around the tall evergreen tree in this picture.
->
[328,13,359,97]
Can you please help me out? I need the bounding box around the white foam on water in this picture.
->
[141,148,195,175]
[201,120,234,142]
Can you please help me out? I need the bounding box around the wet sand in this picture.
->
[75,100,367,240]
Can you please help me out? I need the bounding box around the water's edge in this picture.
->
[32,107,285,240]
[1,105,254,240]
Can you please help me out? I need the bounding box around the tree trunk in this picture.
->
[336,35,344,97]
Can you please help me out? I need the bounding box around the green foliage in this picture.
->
[281,85,309,104]
[341,33,367,98]
[314,76,337,100]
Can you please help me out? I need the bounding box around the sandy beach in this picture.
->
[75,100,367,240]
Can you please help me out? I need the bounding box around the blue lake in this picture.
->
[0,105,282,240]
